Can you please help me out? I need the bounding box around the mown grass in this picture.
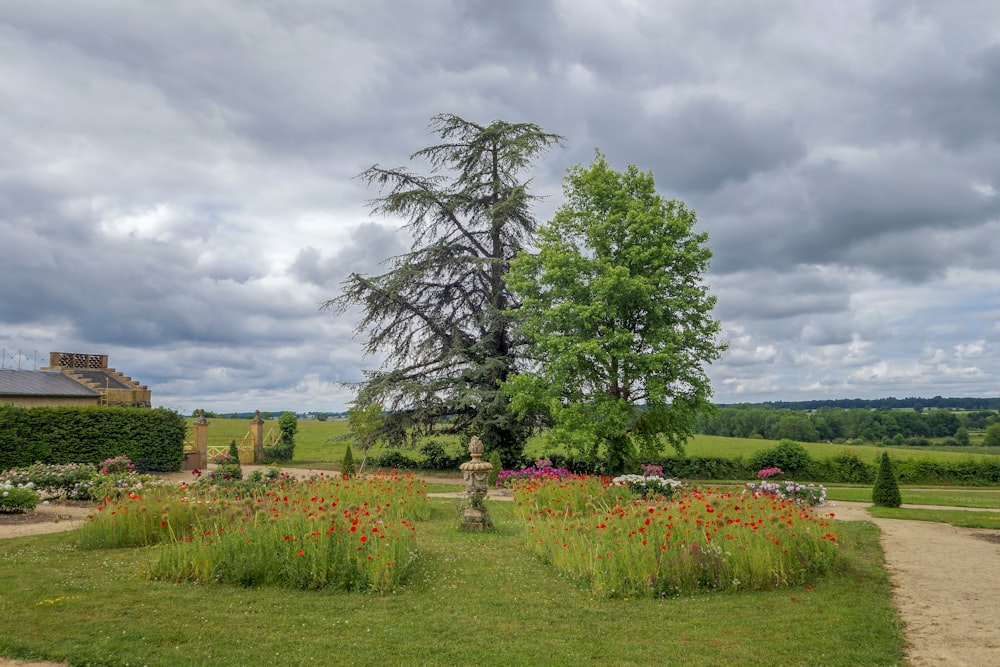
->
[682,435,1000,463]
[0,497,903,666]
[866,506,1000,529]
[826,487,1000,509]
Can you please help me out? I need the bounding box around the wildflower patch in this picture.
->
[514,477,841,598]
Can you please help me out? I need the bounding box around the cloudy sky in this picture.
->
[2,0,999,414]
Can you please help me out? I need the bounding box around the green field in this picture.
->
[683,434,1000,463]
[187,418,1000,473]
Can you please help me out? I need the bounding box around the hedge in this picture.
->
[0,405,185,472]
[541,448,1000,486]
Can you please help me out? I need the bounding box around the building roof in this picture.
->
[0,369,101,397]
[70,369,135,391]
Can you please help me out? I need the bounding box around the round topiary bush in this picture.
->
[872,452,902,508]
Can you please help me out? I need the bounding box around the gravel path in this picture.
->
[821,501,1000,666]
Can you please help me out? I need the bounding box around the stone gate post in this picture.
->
[250,409,265,464]
[193,410,209,469]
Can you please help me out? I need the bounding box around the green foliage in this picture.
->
[0,405,185,472]
[505,153,725,473]
[984,423,1000,446]
[697,403,1000,445]
[872,452,902,508]
[419,440,461,470]
[373,449,418,470]
[341,445,355,478]
[0,484,40,513]
[749,440,813,476]
[210,463,243,483]
[348,404,384,471]
[228,439,239,460]
[487,451,502,487]
[277,412,298,460]
[0,463,97,499]
[325,114,563,465]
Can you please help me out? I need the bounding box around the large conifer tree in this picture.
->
[325,114,562,465]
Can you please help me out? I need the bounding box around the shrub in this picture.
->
[100,456,135,475]
[373,449,418,470]
[342,445,355,478]
[0,483,40,513]
[872,452,902,508]
[610,474,684,500]
[746,479,827,507]
[0,463,98,499]
[228,439,239,461]
[419,440,452,470]
[487,451,502,488]
[208,463,243,483]
[262,443,293,463]
[209,453,238,466]
[748,440,812,476]
[496,459,572,487]
[277,412,298,460]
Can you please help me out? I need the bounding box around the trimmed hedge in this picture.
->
[541,447,1000,486]
[0,405,185,472]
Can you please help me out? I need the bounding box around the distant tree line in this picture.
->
[736,397,1000,412]
[189,411,349,420]
[696,404,1000,445]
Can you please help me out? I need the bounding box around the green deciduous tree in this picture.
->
[347,403,385,473]
[984,423,1000,446]
[504,153,726,472]
[325,114,562,467]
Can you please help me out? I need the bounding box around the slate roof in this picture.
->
[0,369,100,397]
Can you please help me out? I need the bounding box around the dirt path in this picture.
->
[2,478,999,666]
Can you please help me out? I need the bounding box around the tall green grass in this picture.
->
[513,477,840,597]
[78,473,429,592]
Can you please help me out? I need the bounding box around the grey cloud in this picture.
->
[5,0,1000,411]
[290,222,408,289]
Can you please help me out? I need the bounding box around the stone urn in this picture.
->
[459,436,493,530]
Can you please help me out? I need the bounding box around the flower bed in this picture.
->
[496,458,572,487]
[513,476,840,598]
[78,472,429,593]
[745,480,827,507]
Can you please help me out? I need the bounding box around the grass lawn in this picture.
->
[866,506,1000,529]
[187,416,352,467]
[826,487,1000,509]
[0,498,903,666]
[682,434,1000,464]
